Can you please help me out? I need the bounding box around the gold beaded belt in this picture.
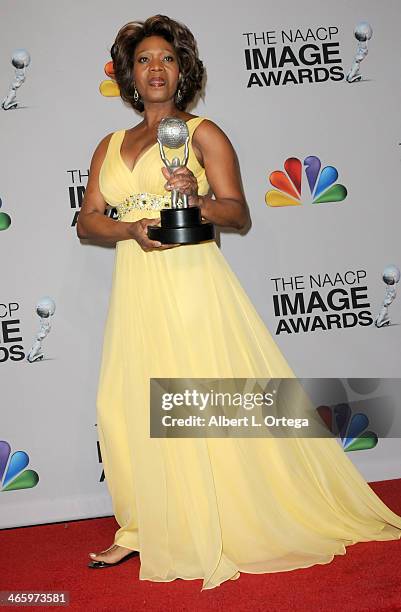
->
[116,192,171,220]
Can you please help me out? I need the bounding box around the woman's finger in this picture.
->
[171,166,193,176]
[161,166,172,178]
[165,178,197,190]
[167,167,195,180]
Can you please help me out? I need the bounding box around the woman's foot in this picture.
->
[88,543,134,564]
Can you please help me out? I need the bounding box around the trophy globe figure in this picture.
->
[2,49,31,110]
[27,296,56,363]
[158,117,190,208]
[147,116,214,244]
[374,265,400,328]
[346,22,373,83]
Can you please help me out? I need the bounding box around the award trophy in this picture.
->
[26,296,56,363]
[346,22,373,83]
[374,265,400,328]
[1,49,31,111]
[147,117,215,244]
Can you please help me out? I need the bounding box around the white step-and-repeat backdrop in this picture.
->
[1,0,400,528]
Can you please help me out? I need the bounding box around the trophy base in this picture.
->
[148,222,214,244]
[147,206,215,245]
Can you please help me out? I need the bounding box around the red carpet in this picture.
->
[1,478,401,612]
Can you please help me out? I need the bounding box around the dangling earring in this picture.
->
[176,88,182,102]
[133,84,139,102]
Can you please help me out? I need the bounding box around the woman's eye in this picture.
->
[138,57,148,63]
[164,55,174,62]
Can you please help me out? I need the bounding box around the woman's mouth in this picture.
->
[149,78,166,87]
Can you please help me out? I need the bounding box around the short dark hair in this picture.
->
[110,14,204,112]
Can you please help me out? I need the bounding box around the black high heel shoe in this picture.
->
[88,544,138,569]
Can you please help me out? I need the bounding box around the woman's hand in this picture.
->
[128,218,180,252]
[162,166,200,207]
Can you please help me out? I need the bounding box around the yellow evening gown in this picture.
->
[96,116,401,591]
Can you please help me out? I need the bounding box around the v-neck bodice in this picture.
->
[118,132,158,175]
[99,116,210,208]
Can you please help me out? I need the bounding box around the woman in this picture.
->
[77,15,401,591]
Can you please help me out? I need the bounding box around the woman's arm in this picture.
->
[76,134,134,244]
[163,120,251,231]
[76,135,175,250]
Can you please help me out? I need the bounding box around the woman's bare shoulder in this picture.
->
[96,130,119,150]
[194,118,234,150]
[90,131,119,165]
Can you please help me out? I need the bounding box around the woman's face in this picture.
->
[133,35,180,105]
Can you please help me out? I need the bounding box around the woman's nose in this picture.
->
[149,59,164,71]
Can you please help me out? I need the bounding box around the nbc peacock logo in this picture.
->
[0,197,11,230]
[316,404,378,451]
[265,156,347,207]
[0,440,39,491]
[99,61,119,97]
